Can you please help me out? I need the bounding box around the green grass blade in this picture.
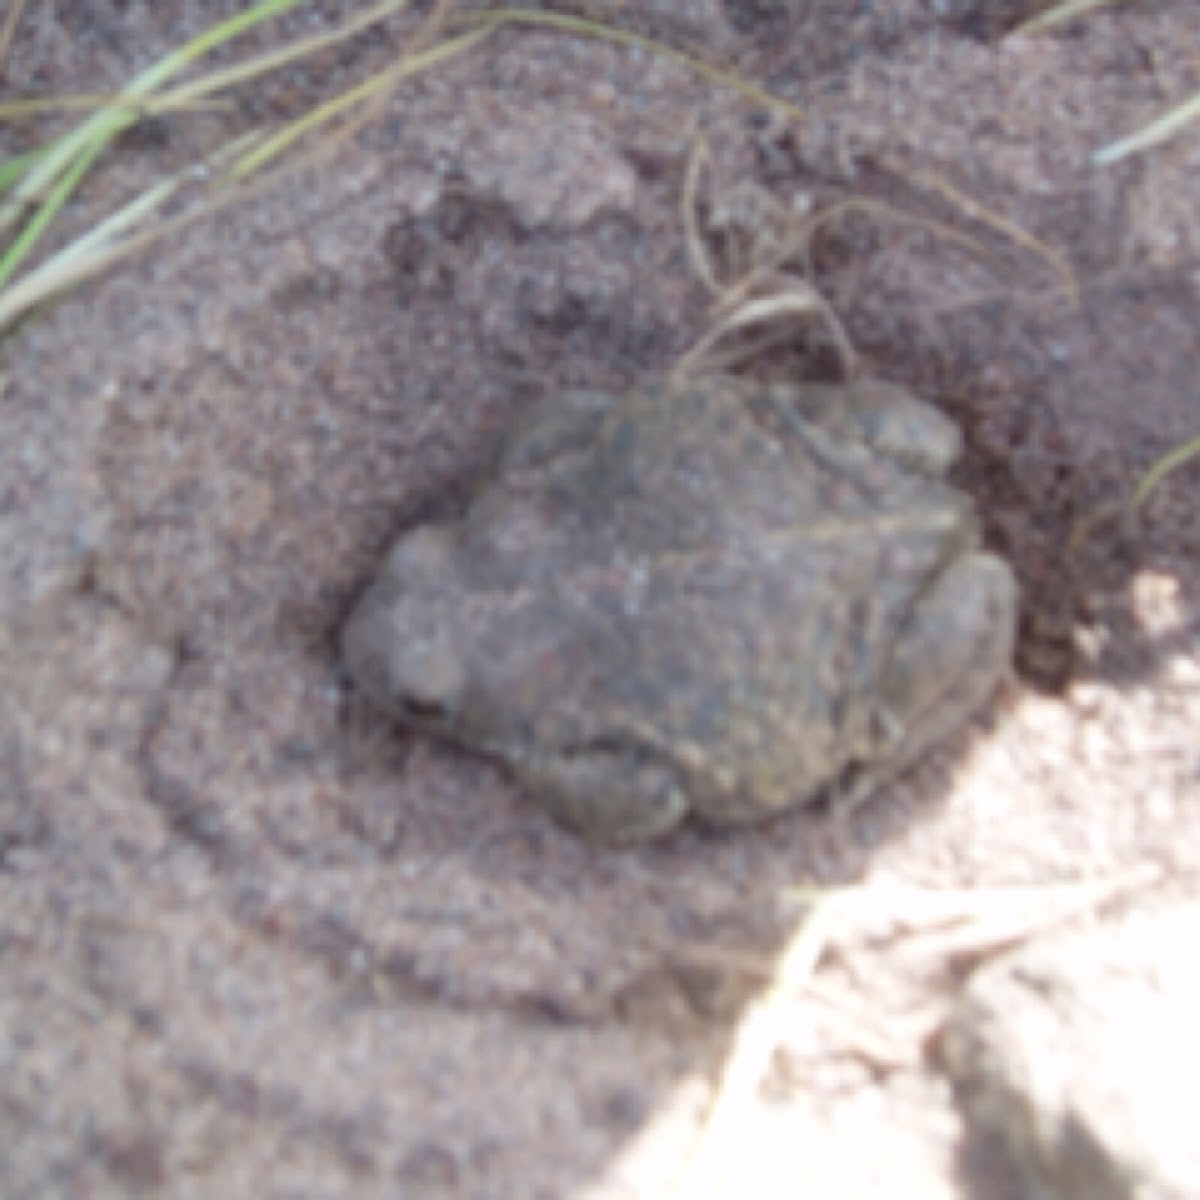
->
[0,134,107,289]
[0,131,266,332]
[0,0,307,294]
[2,0,303,226]
[0,145,49,192]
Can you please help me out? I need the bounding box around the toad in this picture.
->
[342,376,1016,843]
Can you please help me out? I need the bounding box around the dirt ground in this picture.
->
[2,3,1198,1197]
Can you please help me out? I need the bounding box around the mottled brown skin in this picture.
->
[342,376,1016,844]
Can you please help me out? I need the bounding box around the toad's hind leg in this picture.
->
[516,746,691,846]
[833,550,1016,816]
[874,549,1017,786]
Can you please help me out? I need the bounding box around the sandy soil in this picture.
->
[1,3,1198,1197]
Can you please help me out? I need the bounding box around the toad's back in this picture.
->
[447,379,970,811]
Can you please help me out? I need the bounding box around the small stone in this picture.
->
[941,896,1200,1200]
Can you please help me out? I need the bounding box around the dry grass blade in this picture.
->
[0,92,231,119]
[1069,430,1200,552]
[456,7,805,125]
[1129,433,1200,510]
[684,133,1079,382]
[1016,1,1199,164]
[889,870,1164,964]
[672,900,835,1200]
[1014,0,1121,36]
[878,154,1078,304]
[674,283,856,381]
[681,139,721,294]
[0,0,28,77]
[230,24,490,179]
[157,0,412,115]
[783,196,994,279]
[680,134,1062,384]
[1094,90,1200,164]
[785,864,1162,955]
[676,137,857,380]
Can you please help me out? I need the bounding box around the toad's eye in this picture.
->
[397,696,451,729]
